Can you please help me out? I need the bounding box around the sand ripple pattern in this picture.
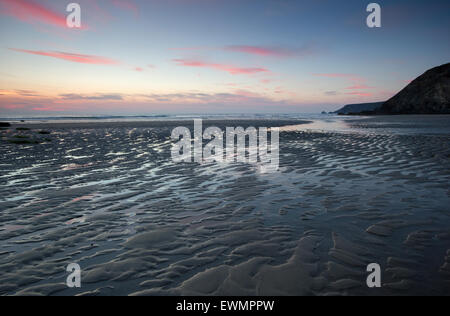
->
[0,123,449,295]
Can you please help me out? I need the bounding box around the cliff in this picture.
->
[379,63,450,114]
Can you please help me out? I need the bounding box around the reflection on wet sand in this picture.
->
[0,117,449,296]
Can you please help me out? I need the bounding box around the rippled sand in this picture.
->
[0,117,449,296]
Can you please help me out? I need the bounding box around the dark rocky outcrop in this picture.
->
[0,122,11,127]
[334,102,383,115]
[379,63,450,114]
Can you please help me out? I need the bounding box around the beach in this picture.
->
[0,115,449,296]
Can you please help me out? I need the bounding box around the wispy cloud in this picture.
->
[59,93,124,101]
[15,89,40,97]
[0,89,41,97]
[315,73,375,97]
[313,73,357,79]
[32,106,66,112]
[0,0,73,28]
[170,44,318,58]
[138,90,280,106]
[344,92,373,97]
[345,84,373,90]
[225,44,317,58]
[173,59,269,75]
[10,48,119,65]
[111,0,139,17]
[260,79,273,84]
[313,73,369,86]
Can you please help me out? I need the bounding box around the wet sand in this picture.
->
[0,116,449,296]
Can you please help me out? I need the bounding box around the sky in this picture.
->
[0,0,449,116]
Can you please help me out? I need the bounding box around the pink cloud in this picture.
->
[260,79,272,84]
[225,45,315,58]
[226,46,292,57]
[345,84,373,90]
[170,45,317,59]
[313,73,356,78]
[233,89,262,98]
[2,104,26,110]
[134,67,144,72]
[345,92,373,97]
[111,0,139,16]
[173,59,269,75]
[10,48,119,65]
[0,0,84,29]
[32,106,64,111]
[313,73,370,86]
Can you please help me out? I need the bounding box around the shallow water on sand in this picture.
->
[0,117,449,296]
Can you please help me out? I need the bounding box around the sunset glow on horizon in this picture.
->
[1,0,449,116]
